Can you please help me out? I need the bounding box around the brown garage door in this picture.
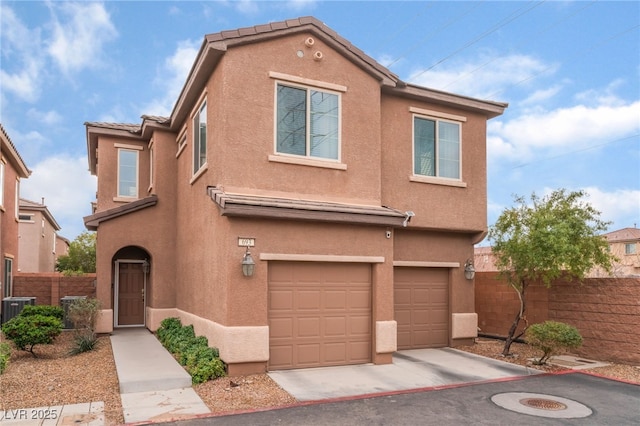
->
[268,262,372,370]
[395,267,449,350]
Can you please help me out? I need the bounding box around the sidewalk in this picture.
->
[110,328,210,424]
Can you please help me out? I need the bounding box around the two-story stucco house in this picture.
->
[83,17,507,375]
[0,125,31,306]
[18,198,67,273]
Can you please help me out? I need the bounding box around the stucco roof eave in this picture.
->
[208,187,406,227]
[83,195,158,231]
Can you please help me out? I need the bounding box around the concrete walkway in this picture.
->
[268,347,541,401]
[110,328,211,423]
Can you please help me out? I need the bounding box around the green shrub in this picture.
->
[20,305,64,320]
[155,318,225,383]
[0,342,10,374]
[525,321,583,365]
[1,315,63,356]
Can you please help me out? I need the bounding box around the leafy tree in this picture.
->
[56,231,96,274]
[487,189,615,356]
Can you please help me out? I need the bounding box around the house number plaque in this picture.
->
[238,237,255,247]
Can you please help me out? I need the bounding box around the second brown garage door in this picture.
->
[395,267,449,350]
[268,262,372,370]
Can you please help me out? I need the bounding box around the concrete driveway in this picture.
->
[267,348,541,401]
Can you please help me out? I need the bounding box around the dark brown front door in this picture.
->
[117,262,145,326]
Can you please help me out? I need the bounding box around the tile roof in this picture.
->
[0,123,31,177]
[602,227,640,242]
[83,195,158,230]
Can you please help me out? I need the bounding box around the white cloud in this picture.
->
[26,108,63,125]
[46,2,118,75]
[521,85,563,106]
[283,0,318,12]
[235,0,260,15]
[20,155,96,240]
[0,5,45,102]
[581,187,640,230]
[409,53,555,100]
[489,100,640,161]
[141,40,200,117]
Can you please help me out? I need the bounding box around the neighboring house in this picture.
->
[592,227,640,277]
[474,226,640,277]
[83,17,506,375]
[18,198,67,273]
[0,124,31,305]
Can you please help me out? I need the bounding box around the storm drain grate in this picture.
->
[520,398,567,411]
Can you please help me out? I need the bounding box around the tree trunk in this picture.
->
[502,280,527,356]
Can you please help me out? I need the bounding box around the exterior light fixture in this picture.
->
[241,247,255,277]
[142,259,150,274]
[464,258,475,280]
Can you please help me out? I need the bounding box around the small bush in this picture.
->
[156,318,225,383]
[20,305,64,321]
[1,314,63,356]
[525,321,583,365]
[67,298,101,331]
[0,342,10,374]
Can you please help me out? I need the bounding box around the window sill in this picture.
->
[268,155,347,170]
[190,163,208,185]
[113,196,138,203]
[409,175,467,188]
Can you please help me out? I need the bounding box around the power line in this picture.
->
[487,23,640,99]
[440,0,598,91]
[408,1,546,83]
[509,134,639,170]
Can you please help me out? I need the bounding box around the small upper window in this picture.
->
[118,149,139,198]
[18,214,32,221]
[625,243,637,255]
[413,116,461,180]
[193,100,207,174]
[0,160,4,207]
[276,83,340,161]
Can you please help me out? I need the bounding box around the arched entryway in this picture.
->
[112,246,150,328]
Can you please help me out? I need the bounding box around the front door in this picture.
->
[116,262,145,326]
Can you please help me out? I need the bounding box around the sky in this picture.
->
[1,0,639,243]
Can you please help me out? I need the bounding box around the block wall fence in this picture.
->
[12,273,97,306]
[475,272,640,365]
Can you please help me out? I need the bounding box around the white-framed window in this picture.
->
[625,243,637,255]
[276,83,340,161]
[14,180,19,219]
[3,257,13,298]
[18,213,33,222]
[118,148,139,198]
[0,159,5,207]
[413,115,461,180]
[193,100,207,174]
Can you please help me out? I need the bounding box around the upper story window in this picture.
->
[193,100,207,174]
[276,83,340,161]
[0,159,4,207]
[413,116,461,180]
[625,243,637,255]
[118,148,139,198]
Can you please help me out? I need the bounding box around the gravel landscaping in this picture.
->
[1,333,637,425]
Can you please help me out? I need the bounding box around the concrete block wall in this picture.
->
[475,272,640,364]
[12,273,97,306]
[549,277,640,365]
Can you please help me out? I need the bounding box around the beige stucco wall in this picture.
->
[89,29,494,368]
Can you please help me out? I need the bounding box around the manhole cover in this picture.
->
[491,392,592,418]
[520,398,567,410]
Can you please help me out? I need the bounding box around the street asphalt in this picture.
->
[152,372,639,426]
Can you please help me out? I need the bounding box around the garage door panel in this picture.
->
[269,262,372,370]
[325,316,347,337]
[298,317,321,337]
[394,267,450,350]
[324,290,347,310]
[270,290,294,311]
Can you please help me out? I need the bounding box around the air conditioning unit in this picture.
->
[60,296,87,329]
[1,297,36,325]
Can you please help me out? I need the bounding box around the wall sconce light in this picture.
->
[142,259,150,274]
[464,258,475,280]
[241,247,255,277]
